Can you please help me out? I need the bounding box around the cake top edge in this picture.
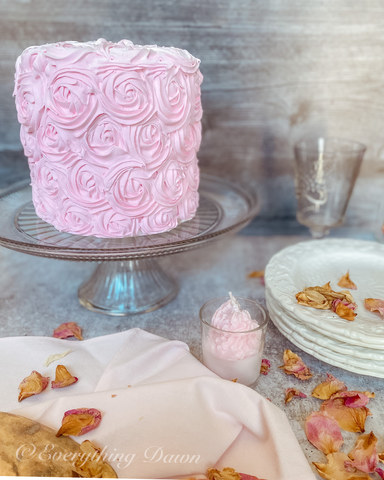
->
[17,38,201,72]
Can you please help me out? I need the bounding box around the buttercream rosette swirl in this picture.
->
[14,38,203,237]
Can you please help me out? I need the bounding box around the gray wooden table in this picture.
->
[0,232,383,478]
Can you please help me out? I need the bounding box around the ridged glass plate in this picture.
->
[0,174,259,262]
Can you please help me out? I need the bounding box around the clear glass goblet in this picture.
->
[294,136,366,238]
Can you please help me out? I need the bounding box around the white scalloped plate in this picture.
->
[265,239,384,349]
[266,291,384,377]
[266,288,384,362]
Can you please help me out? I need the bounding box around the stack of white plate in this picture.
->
[265,239,384,377]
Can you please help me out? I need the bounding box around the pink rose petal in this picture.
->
[260,359,271,376]
[305,411,343,455]
[365,298,384,318]
[376,467,384,479]
[330,390,370,408]
[345,432,378,473]
[56,408,101,437]
[53,322,83,340]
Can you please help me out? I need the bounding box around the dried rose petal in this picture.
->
[207,468,241,480]
[377,467,384,479]
[331,299,357,321]
[314,452,371,480]
[320,397,371,433]
[73,440,117,478]
[53,322,83,340]
[247,270,264,279]
[363,391,375,398]
[296,288,330,310]
[260,359,271,376]
[75,440,117,478]
[364,298,384,318]
[305,411,343,455]
[43,349,72,367]
[207,468,264,480]
[56,408,101,437]
[285,388,307,404]
[18,370,49,402]
[330,391,370,409]
[51,365,78,389]
[312,373,347,400]
[345,432,378,473]
[338,272,357,290]
[296,282,355,313]
[279,349,313,380]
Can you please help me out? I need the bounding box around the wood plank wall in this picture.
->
[1,0,384,224]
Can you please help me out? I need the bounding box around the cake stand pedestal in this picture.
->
[0,174,259,315]
[78,259,177,315]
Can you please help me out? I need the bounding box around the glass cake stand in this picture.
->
[0,174,259,315]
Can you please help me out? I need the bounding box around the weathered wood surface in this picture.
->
[1,0,384,221]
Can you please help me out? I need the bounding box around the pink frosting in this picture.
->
[14,38,202,237]
[207,294,262,361]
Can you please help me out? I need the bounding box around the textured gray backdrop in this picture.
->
[1,0,384,225]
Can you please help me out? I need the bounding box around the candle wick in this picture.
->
[229,292,241,311]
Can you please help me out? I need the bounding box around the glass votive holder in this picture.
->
[199,297,269,388]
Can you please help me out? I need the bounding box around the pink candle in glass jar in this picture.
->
[200,293,269,387]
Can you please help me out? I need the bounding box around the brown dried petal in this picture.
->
[73,440,117,478]
[363,391,375,399]
[260,359,270,376]
[207,468,265,480]
[320,398,371,433]
[364,298,384,318]
[207,468,241,480]
[247,270,264,278]
[313,283,354,303]
[312,373,347,400]
[345,432,378,473]
[332,300,357,321]
[338,272,357,290]
[313,452,371,480]
[53,322,83,340]
[285,388,307,404]
[296,282,355,314]
[305,411,343,455]
[18,370,49,402]
[279,349,313,380]
[51,365,78,389]
[322,282,332,292]
[56,408,101,437]
[296,289,331,309]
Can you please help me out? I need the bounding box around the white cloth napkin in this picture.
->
[0,328,315,480]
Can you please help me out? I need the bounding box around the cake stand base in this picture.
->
[78,259,177,316]
[0,175,259,317]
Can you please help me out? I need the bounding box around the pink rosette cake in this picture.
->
[14,38,203,237]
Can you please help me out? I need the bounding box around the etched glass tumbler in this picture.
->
[294,137,366,238]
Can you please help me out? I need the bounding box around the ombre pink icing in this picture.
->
[207,293,262,361]
[14,38,203,237]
